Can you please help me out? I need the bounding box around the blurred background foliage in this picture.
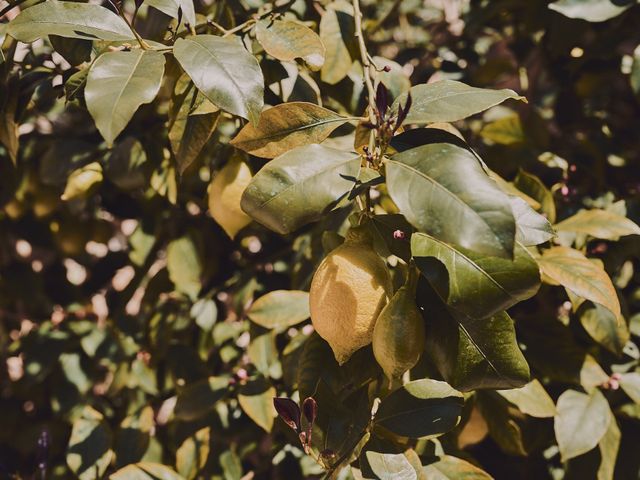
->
[1,0,640,478]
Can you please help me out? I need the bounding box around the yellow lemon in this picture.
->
[209,156,253,239]
[309,225,392,365]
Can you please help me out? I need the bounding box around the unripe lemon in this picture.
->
[209,156,253,239]
[372,266,425,382]
[309,225,392,365]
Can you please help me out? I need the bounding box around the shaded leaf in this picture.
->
[554,389,611,462]
[411,232,540,320]
[230,102,348,158]
[393,80,525,124]
[7,2,134,42]
[481,115,525,145]
[514,170,556,224]
[555,208,640,240]
[174,376,229,421]
[147,0,196,27]
[538,246,621,321]
[173,35,264,124]
[241,144,360,234]
[387,143,516,258]
[476,392,527,456]
[247,290,310,330]
[169,76,220,174]
[256,19,325,70]
[86,50,165,146]
[375,379,464,438]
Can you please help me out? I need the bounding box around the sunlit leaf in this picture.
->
[365,451,417,480]
[230,102,349,158]
[319,6,354,84]
[579,302,629,355]
[422,455,492,479]
[549,0,633,22]
[66,407,113,480]
[147,0,196,27]
[173,35,264,124]
[167,234,202,300]
[238,378,277,432]
[247,290,310,330]
[209,156,253,239]
[555,208,640,240]
[497,379,556,418]
[176,427,209,480]
[86,50,165,146]
[256,19,325,70]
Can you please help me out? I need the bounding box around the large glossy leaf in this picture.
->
[555,208,640,240]
[393,80,524,124]
[422,455,492,479]
[86,50,165,146]
[174,36,264,124]
[554,389,611,461]
[497,379,556,418]
[549,0,634,22]
[387,143,516,258]
[240,144,360,234]
[374,379,464,438]
[7,2,134,42]
[319,7,354,84]
[255,19,325,70]
[538,247,621,321]
[169,76,219,174]
[66,407,113,480]
[147,0,196,27]
[412,233,540,320]
[247,290,310,330]
[230,102,349,158]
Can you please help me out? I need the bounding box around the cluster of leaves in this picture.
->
[1,0,640,479]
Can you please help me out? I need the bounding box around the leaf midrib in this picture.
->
[235,115,348,146]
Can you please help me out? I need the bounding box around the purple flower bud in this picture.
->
[273,397,301,432]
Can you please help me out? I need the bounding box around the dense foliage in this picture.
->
[1,0,640,478]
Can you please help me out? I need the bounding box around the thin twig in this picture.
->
[352,0,376,124]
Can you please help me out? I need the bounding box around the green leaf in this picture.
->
[598,413,620,480]
[319,7,354,85]
[114,406,154,468]
[374,379,464,438]
[248,331,282,379]
[480,115,526,145]
[411,233,540,320]
[191,299,218,331]
[255,19,325,70]
[375,56,411,101]
[476,392,527,456]
[422,455,492,479]
[549,0,633,22]
[66,407,113,480]
[49,35,92,66]
[497,379,556,418]
[173,35,264,124]
[240,144,360,234]
[86,50,165,146]
[387,143,516,258]
[579,302,629,355]
[364,451,418,480]
[176,427,210,480]
[169,76,220,174]
[538,247,621,321]
[167,234,202,301]
[554,389,612,461]
[7,2,134,42]
[619,372,640,403]
[393,80,525,124]
[111,463,184,480]
[555,208,640,240]
[146,0,196,27]
[511,196,555,246]
[230,102,348,158]
[238,377,277,432]
[514,170,556,224]
[247,290,310,330]
[174,376,230,421]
